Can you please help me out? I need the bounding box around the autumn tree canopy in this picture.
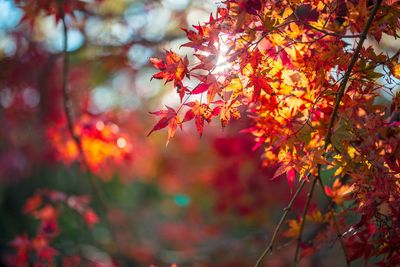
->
[150,0,400,266]
[1,0,400,266]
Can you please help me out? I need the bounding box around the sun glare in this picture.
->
[212,34,232,74]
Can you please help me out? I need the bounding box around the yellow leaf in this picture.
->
[306,209,326,224]
[325,179,354,205]
[242,63,254,76]
[224,78,243,92]
[281,7,293,21]
[288,23,301,39]
[347,146,357,159]
[334,166,344,176]
[390,61,400,79]
[284,219,301,238]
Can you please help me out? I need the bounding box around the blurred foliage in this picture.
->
[2,0,395,266]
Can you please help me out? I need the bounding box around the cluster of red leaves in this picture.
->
[5,189,99,267]
[47,114,132,179]
[1,0,138,181]
[150,0,400,265]
[15,0,99,24]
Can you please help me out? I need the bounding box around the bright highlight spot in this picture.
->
[22,88,40,108]
[213,35,232,74]
[96,121,105,131]
[117,138,126,148]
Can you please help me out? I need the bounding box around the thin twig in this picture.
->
[293,172,318,266]
[298,21,361,38]
[254,178,307,267]
[316,176,350,266]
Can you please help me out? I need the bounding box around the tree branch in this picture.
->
[298,21,361,38]
[293,173,318,266]
[316,176,350,266]
[325,0,384,146]
[57,0,121,256]
[293,0,383,266]
[255,1,384,266]
[254,178,307,267]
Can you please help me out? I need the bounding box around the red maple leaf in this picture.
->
[150,51,189,87]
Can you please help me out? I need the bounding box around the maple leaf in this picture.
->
[272,163,297,189]
[83,209,99,229]
[46,112,133,178]
[33,238,58,262]
[191,83,210,94]
[9,234,30,265]
[324,179,354,205]
[389,59,400,79]
[166,115,182,145]
[193,53,218,70]
[148,106,177,136]
[8,0,400,265]
[250,76,273,101]
[181,27,206,50]
[183,109,195,123]
[286,167,296,189]
[176,84,189,102]
[306,208,326,224]
[181,101,215,136]
[300,243,317,259]
[284,219,301,238]
[150,51,189,86]
[148,106,182,143]
[33,205,58,222]
[23,194,42,214]
[207,83,222,104]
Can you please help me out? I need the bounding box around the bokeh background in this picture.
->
[2,0,397,266]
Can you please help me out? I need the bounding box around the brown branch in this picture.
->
[294,169,350,267]
[57,0,121,256]
[255,0,383,262]
[316,176,350,266]
[293,173,318,266]
[254,178,307,267]
[298,20,361,38]
[293,0,383,266]
[325,0,384,146]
